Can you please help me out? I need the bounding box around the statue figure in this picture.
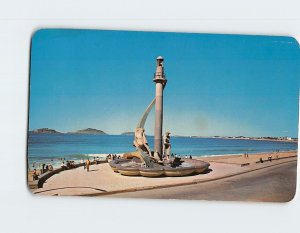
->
[133,127,152,156]
[133,127,161,167]
[163,131,171,160]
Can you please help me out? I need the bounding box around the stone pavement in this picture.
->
[32,155,297,196]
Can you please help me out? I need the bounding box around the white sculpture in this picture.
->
[163,131,171,159]
[133,127,152,156]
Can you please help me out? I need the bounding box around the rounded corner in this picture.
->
[287,36,300,48]
[31,28,45,42]
[283,188,297,203]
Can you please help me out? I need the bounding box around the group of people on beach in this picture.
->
[108,154,121,160]
[31,163,54,181]
[42,163,53,173]
[172,153,193,159]
[31,157,99,180]
[258,156,273,163]
[61,160,76,170]
[244,150,280,163]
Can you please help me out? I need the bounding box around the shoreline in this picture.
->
[198,150,297,165]
[171,135,298,143]
[193,149,297,159]
[206,137,297,143]
[28,149,297,173]
[30,150,297,200]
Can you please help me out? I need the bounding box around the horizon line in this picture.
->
[28,127,298,139]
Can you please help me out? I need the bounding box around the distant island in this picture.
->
[28,128,297,142]
[29,128,62,134]
[121,132,134,135]
[30,128,107,135]
[67,128,107,135]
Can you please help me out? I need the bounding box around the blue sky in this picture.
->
[29,29,299,137]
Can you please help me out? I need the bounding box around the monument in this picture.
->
[109,56,210,177]
[153,56,167,160]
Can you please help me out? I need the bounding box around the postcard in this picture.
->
[27,29,298,202]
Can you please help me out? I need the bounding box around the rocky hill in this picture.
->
[68,128,107,135]
[29,128,62,134]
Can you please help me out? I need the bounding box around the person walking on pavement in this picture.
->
[85,159,91,172]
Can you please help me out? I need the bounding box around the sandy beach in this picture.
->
[30,150,297,201]
[199,150,295,164]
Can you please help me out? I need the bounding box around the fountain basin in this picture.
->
[139,167,165,177]
[109,158,210,177]
[164,166,196,177]
[109,158,129,172]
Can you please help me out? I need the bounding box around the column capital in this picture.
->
[153,78,167,85]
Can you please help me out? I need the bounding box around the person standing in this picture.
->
[85,159,91,172]
[32,169,38,181]
[61,161,67,170]
[41,164,45,174]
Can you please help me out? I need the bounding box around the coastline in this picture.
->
[172,135,298,143]
[27,134,297,172]
[207,137,297,143]
[28,150,297,175]
[199,150,297,164]
[30,150,297,201]
[28,149,296,173]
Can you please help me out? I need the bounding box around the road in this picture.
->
[108,160,297,202]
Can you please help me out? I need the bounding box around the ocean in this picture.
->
[27,134,297,169]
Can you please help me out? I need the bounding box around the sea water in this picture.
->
[27,133,297,169]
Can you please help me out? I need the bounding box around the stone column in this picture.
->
[153,56,167,160]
